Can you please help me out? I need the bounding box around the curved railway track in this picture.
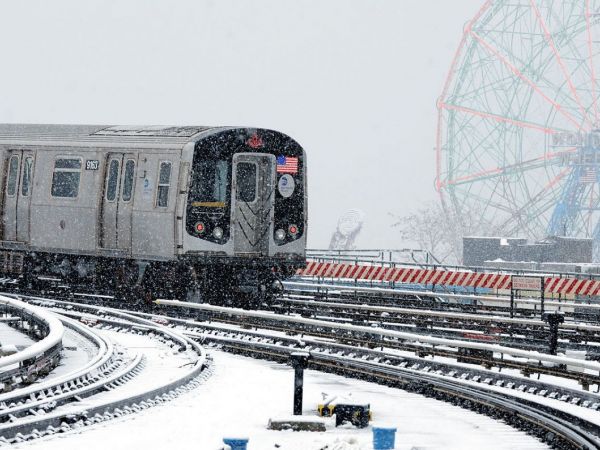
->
[3,281,600,448]
[35,297,600,449]
[0,299,209,444]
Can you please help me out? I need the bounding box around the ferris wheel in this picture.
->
[436,0,600,257]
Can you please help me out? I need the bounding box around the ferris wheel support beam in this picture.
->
[530,0,595,128]
[547,165,586,235]
[441,147,577,188]
[585,0,599,123]
[470,29,588,131]
[439,102,558,134]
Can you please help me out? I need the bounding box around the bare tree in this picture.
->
[391,201,498,265]
[391,202,456,264]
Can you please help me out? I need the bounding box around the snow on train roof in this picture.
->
[92,125,210,137]
[0,124,217,147]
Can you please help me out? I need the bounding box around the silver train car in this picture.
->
[0,124,307,305]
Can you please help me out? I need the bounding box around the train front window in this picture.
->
[189,160,229,208]
[236,162,257,203]
[156,161,172,208]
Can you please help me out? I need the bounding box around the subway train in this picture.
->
[0,124,307,306]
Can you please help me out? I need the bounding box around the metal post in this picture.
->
[543,312,564,355]
[540,277,545,316]
[510,289,514,319]
[293,366,303,415]
[290,352,310,416]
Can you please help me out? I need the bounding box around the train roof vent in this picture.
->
[92,125,208,137]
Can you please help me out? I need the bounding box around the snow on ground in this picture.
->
[88,330,196,400]
[18,349,549,450]
[42,327,98,380]
[0,321,35,350]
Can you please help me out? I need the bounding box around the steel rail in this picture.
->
[36,308,600,414]
[287,280,600,312]
[273,295,600,356]
[278,294,600,333]
[0,296,64,387]
[0,314,121,413]
[0,302,208,443]
[16,294,600,448]
[195,328,600,449]
[156,300,600,375]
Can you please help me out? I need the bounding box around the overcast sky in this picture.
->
[0,0,482,248]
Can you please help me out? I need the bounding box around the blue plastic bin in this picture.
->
[222,437,249,450]
[372,426,397,450]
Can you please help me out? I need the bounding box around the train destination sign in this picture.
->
[511,276,542,291]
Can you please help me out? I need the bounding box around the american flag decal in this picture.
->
[276,155,298,174]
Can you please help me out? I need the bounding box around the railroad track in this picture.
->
[287,279,600,323]
[0,296,210,444]
[17,292,600,399]
[5,286,600,448]
[272,295,600,357]
[29,296,600,449]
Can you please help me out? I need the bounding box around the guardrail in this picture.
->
[296,260,600,299]
[306,248,600,281]
[307,248,441,265]
[0,296,63,387]
[284,280,600,313]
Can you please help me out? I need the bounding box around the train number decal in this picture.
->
[85,160,99,170]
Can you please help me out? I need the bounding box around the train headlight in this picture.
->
[275,229,286,241]
[195,222,205,234]
[212,227,224,239]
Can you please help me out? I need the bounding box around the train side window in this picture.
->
[106,159,120,202]
[6,155,19,197]
[51,158,82,198]
[21,156,34,197]
[236,162,257,202]
[156,161,172,207]
[122,159,135,202]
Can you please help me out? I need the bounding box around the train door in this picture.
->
[232,153,275,256]
[100,153,137,251]
[2,150,34,242]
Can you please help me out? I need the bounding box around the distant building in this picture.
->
[463,236,593,269]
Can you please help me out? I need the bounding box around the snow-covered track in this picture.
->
[0,296,208,444]
[7,292,600,447]
[0,296,63,388]
[31,305,600,421]
[157,300,600,378]
[151,303,600,449]
[273,295,600,357]
[333,357,600,450]
[279,291,600,333]
[0,314,131,423]
[286,279,600,320]
[114,308,600,413]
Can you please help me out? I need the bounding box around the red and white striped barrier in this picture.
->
[296,261,600,296]
[544,277,600,296]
